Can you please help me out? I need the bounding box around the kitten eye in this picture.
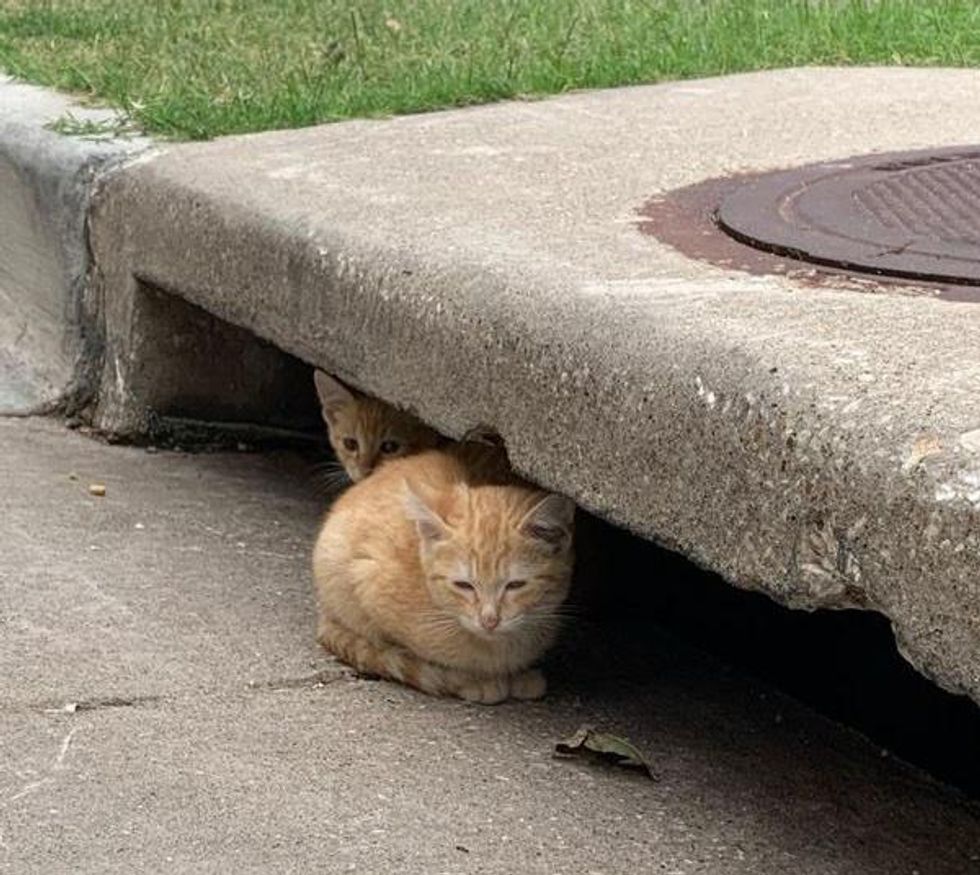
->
[380,440,401,455]
[452,580,474,591]
[342,437,359,452]
[505,579,528,591]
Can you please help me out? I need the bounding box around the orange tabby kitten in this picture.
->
[313,446,575,703]
[314,370,441,482]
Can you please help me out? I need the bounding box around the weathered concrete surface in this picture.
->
[86,67,980,704]
[0,421,321,705]
[0,76,146,414]
[1,417,978,874]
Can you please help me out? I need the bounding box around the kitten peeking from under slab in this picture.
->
[314,370,441,483]
[313,445,575,703]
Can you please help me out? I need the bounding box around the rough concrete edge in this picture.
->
[73,147,165,418]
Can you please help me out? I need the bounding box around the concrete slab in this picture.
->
[85,67,980,707]
[0,76,147,414]
[1,418,977,874]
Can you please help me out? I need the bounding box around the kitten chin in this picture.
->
[313,370,441,483]
[312,446,575,704]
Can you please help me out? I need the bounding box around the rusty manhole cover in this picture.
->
[638,146,980,302]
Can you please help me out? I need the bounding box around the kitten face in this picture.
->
[406,485,574,639]
[314,371,439,482]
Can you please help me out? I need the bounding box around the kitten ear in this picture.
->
[403,479,451,544]
[520,493,575,551]
[313,370,355,425]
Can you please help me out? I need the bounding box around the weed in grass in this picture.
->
[45,110,141,140]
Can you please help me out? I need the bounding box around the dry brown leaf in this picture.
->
[554,725,658,780]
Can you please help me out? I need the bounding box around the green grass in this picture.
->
[2,0,980,140]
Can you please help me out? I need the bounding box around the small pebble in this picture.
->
[88,484,106,497]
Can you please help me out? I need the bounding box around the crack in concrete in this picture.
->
[32,693,168,715]
[2,667,356,717]
[245,668,354,692]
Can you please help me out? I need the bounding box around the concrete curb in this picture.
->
[0,76,148,414]
[84,68,980,707]
[3,68,979,706]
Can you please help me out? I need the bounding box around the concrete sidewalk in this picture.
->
[84,67,980,708]
[1,418,977,873]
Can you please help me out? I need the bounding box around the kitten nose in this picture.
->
[480,613,500,631]
[354,460,373,479]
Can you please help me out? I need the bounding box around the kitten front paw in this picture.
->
[458,676,509,705]
[509,669,547,700]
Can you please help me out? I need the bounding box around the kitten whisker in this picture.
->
[313,472,349,486]
[418,615,462,635]
[313,472,348,486]
[416,609,459,627]
[312,469,350,481]
[309,462,353,500]
[311,458,345,470]
[526,608,578,623]
[417,613,456,626]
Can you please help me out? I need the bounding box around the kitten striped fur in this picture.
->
[313,446,574,703]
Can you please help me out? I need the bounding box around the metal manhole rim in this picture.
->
[636,144,980,304]
[716,144,980,291]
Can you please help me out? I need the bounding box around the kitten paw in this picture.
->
[458,676,509,705]
[509,669,547,700]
